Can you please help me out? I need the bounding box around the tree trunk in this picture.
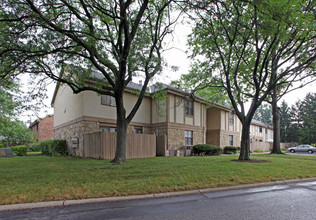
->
[111,119,128,164]
[271,87,282,154]
[111,92,128,164]
[238,121,251,160]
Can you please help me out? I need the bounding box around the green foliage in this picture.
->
[186,0,315,160]
[280,100,291,142]
[28,144,41,152]
[193,144,222,155]
[170,76,230,106]
[298,93,316,144]
[0,119,36,147]
[11,145,27,156]
[253,104,272,126]
[0,0,177,164]
[224,146,238,154]
[151,83,168,117]
[280,93,316,144]
[40,139,68,156]
[254,149,264,153]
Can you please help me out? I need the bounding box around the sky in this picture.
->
[19,20,316,125]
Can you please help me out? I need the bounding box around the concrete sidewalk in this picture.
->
[1,177,316,212]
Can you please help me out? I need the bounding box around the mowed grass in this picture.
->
[0,154,316,205]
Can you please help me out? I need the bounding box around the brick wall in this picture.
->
[30,115,54,142]
[37,115,54,142]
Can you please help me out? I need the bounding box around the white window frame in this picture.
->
[101,95,116,106]
[229,112,234,125]
[185,100,194,116]
[99,126,116,132]
[228,135,234,146]
[185,130,193,146]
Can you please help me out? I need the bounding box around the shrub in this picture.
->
[224,146,238,154]
[254,149,264,153]
[193,144,222,156]
[11,145,27,156]
[28,144,41,152]
[40,139,68,156]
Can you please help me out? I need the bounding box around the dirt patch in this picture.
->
[231,159,271,163]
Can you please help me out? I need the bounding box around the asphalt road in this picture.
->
[1,181,316,220]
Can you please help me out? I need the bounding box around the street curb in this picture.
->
[1,177,316,212]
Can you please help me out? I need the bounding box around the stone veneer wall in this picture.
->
[167,128,204,150]
[206,130,220,147]
[219,131,240,148]
[55,120,152,157]
[54,120,99,156]
[206,130,240,148]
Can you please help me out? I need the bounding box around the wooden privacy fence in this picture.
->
[251,142,272,152]
[83,132,156,160]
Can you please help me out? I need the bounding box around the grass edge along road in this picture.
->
[1,154,316,205]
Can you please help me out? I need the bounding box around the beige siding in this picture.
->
[169,94,175,123]
[125,93,151,124]
[220,110,226,130]
[194,102,201,126]
[207,108,221,130]
[83,91,116,120]
[185,116,193,125]
[202,106,207,127]
[175,97,184,124]
[152,98,167,123]
[82,91,151,124]
[54,85,83,127]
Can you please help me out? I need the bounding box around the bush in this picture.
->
[11,145,27,156]
[40,139,68,156]
[224,146,238,154]
[28,144,41,152]
[193,144,222,156]
[254,149,264,153]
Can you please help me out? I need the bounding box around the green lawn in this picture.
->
[0,154,316,205]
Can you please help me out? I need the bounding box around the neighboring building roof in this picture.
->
[251,119,273,129]
[29,114,53,128]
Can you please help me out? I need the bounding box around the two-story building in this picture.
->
[52,80,272,156]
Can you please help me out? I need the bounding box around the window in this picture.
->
[259,127,263,133]
[229,135,233,146]
[100,126,116,132]
[229,112,234,125]
[185,100,193,116]
[265,128,268,134]
[185,130,193,145]
[101,95,116,106]
[134,127,143,134]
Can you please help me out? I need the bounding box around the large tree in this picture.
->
[299,93,316,144]
[253,104,272,126]
[0,0,177,164]
[279,100,291,143]
[185,0,315,160]
[0,76,37,147]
